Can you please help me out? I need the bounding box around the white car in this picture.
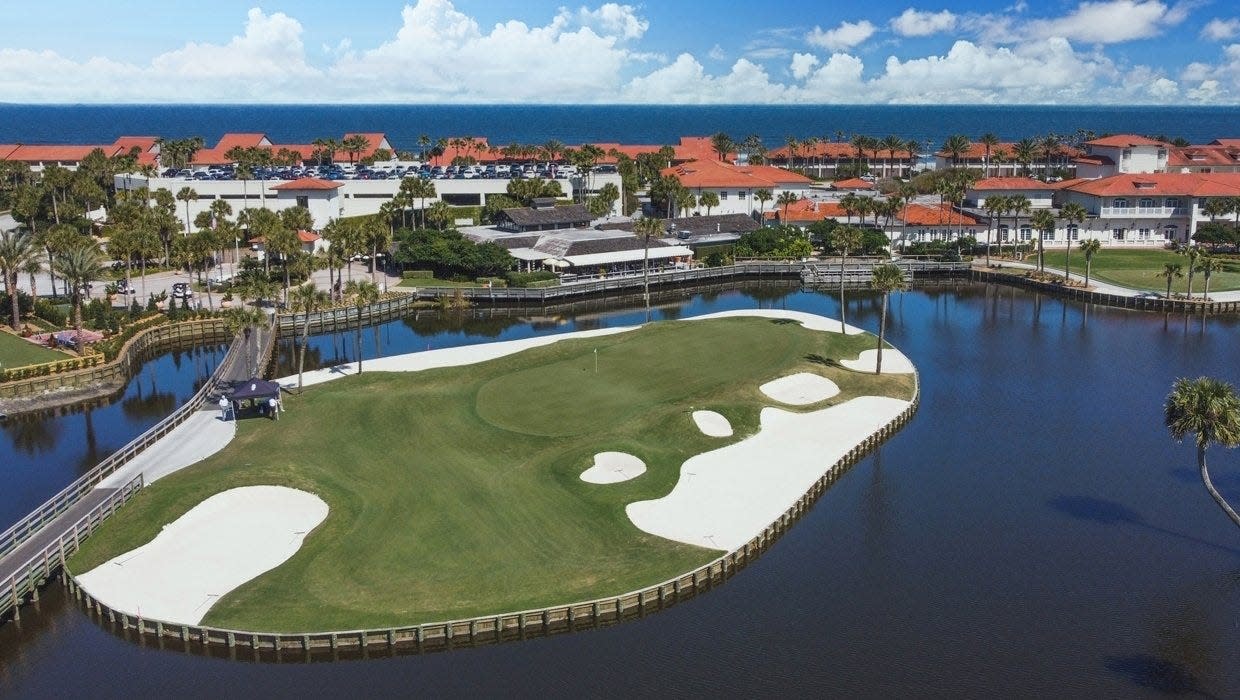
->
[209,272,234,285]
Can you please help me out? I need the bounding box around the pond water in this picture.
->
[2,282,1238,698]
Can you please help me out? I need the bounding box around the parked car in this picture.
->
[115,279,136,295]
[171,282,194,299]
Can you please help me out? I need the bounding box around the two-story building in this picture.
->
[1071,135,1170,178]
[659,160,814,217]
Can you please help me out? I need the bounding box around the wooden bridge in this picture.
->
[0,318,277,624]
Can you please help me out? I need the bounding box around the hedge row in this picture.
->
[0,353,103,383]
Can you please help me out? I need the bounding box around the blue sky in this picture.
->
[1,1,1237,103]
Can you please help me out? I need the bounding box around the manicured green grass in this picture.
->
[70,317,913,632]
[1039,248,1240,293]
[0,330,71,369]
[397,277,487,288]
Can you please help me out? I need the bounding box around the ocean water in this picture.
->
[0,104,1237,150]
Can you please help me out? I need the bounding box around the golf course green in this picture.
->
[70,316,914,632]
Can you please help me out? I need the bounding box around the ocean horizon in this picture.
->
[2,103,1237,152]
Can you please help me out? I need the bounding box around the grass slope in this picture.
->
[70,317,913,632]
[1045,248,1240,293]
[0,331,70,369]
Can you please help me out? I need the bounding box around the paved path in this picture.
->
[96,411,236,490]
[0,489,114,586]
[982,259,1240,302]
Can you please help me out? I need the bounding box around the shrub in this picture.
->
[504,270,558,287]
[33,299,67,327]
[401,270,435,279]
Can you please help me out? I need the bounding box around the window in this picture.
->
[1165,197,1180,209]
[1020,226,1032,241]
[1138,198,1154,209]
[719,191,729,200]
[1122,149,1132,159]
[1112,228,1126,240]
[1067,224,1079,241]
[295,196,309,208]
[1042,228,1055,241]
[1157,148,1167,159]
[1113,198,1128,208]
[998,224,1009,241]
[1163,225,1177,240]
[1138,228,1151,239]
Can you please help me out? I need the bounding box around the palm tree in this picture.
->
[407,178,436,229]
[52,242,106,354]
[835,227,863,334]
[1031,209,1056,274]
[1164,377,1240,529]
[698,191,720,215]
[1179,246,1201,300]
[175,186,198,236]
[870,264,907,375]
[344,278,380,372]
[941,134,971,167]
[1079,239,1101,288]
[290,282,330,392]
[0,230,36,330]
[755,188,773,219]
[1197,254,1225,301]
[1040,133,1062,179]
[776,191,799,222]
[979,133,1000,177]
[880,135,904,178]
[1008,195,1031,259]
[784,136,799,169]
[1157,263,1183,298]
[22,258,42,301]
[633,217,665,314]
[1059,202,1087,278]
[1013,139,1037,177]
[982,196,1007,266]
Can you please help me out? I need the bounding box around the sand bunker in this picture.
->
[759,373,840,405]
[685,309,865,335]
[580,452,647,484]
[627,396,910,551]
[692,410,733,437]
[76,486,328,625]
[840,348,915,374]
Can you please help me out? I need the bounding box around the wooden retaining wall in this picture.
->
[0,319,231,400]
[64,369,921,659]
[970,269,1240,314]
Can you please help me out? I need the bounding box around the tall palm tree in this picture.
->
[1059,202,1087,278]
[942,134,971,167]
[1165,377,1240,529]
[983,195,1007,266]
[1013,139,1037,177]
[979,133,1000,177]
[344,278,380,372]
[1008,195,1032,259]
[1079,238,1101,288]
[633,217,665,314]
[835,227,863,334]
[0,230,36,330]
[755,188,773,219]
[1179,246,1201,300]
[1031,209,1056,274]
[52,242,106,354]
[880,135,904,178]
[870,264,907,375]
[22,258,42,301]
[1197,254,1225,301]
[699,191,720,215]
[175,186,198,236]
[1157,263,1183,298]
[777,191,799,222]
[1040,133,1062,179]
[290,282,330,392]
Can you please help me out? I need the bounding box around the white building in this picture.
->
[965,177,1056,209]
[660,160,814,217]
[1071,135,1170,179]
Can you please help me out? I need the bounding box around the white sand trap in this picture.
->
[627,396,910,551]
[692,410,733,437]
[76,486,328,625]
[277,326,637,389]
[839,348,915,374]
[684,309,865,335]
[581,452,647,484]
[759,373,840,405]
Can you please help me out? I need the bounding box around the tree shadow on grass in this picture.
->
[1104,654,1219,698]
[1047,496,1240,558]
[803,353,841,368]
[769,318,799,325]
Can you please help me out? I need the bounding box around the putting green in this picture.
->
[70,317,914,632]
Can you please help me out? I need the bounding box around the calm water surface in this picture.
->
[2,282,1238,698]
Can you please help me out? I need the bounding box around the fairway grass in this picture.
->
[1039,248,1240,293]
[0,330,70,370]
[70,317,914,632]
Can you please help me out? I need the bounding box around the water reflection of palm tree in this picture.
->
[6,413,60,455]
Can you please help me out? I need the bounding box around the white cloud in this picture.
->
[1026,1,1185,44]
[806,20,876,52]
[1201,18,1240,41]
[890,9,958,37]
[1186,79,1221,101]
[708,44,726,61]
[577,3,648,40]
[1148,77,1179,98]
[790,52,819,79]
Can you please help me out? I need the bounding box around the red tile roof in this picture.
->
[1072,154,1115,166]
[672,136,735,162]
[762,198,849,223]
[3,144,101,162]
[969,177,1053,191]
[768,141,859,160]
[830,177,876,190]
[342,133,389,160]
[0,145,19,160]
[899,203,982,227]
[270,177,343,191]
[1209,138,1240,148]
[1063,172,1240,197]
[1167,145,1240,167]
[1085,134,1170,148]
[662,159,813,189]
[296,230,321,243]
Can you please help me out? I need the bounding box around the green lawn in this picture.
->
[0,330,71,370]
[69,317,913,632]
[1038,248,1240,293]
[397,277,488,288]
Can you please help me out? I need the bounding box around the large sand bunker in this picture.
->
[840,348,915,374]
[759,373,840,405]
[580,452,647,484]
[77,486,328,625]
[692,410,733,437]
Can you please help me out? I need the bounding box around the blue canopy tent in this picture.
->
[228,378,283,419]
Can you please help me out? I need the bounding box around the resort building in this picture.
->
[1166,139,1240,174]
[496,200,593,233]
[0,136,160,171]
[191,132,394,167]
[1071,135,1170,178]
[965,177,1056,209]
[660,160,814,217]
[934,140,1079,177]
[597,212,761,250]
[766,141,916,180]
[464,227,693,276]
